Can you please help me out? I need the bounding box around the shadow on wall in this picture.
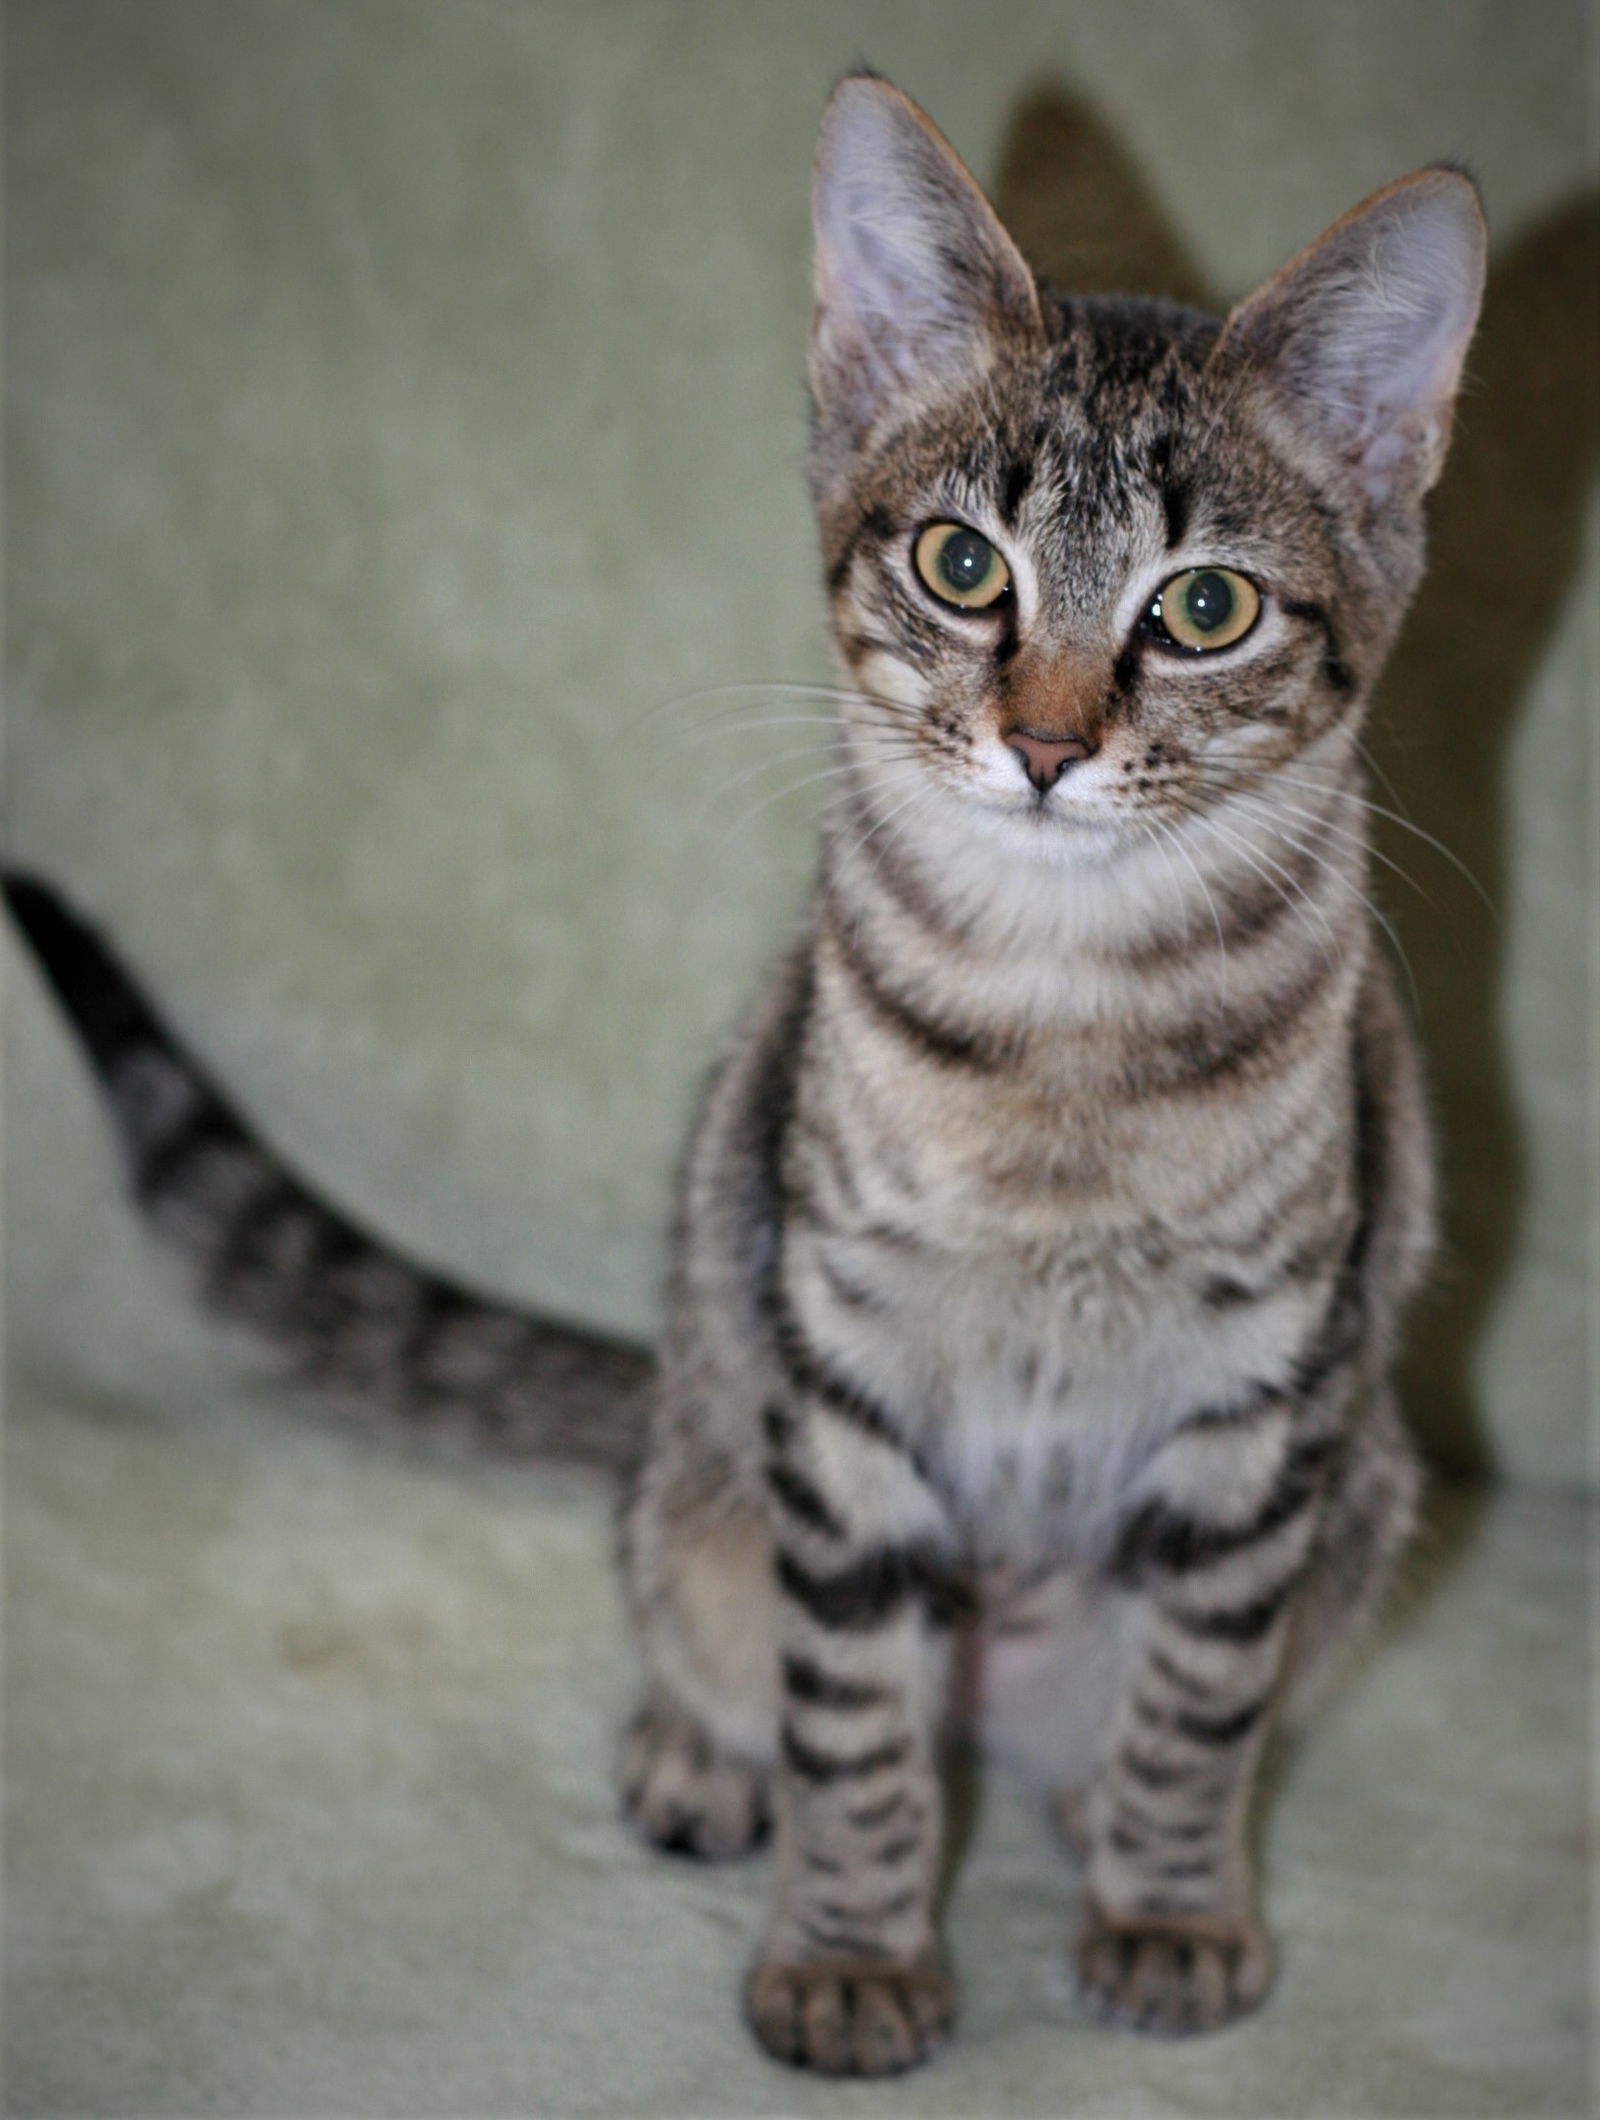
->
[992,85,1600,1477]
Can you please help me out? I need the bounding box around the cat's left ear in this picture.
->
[1216,169,1486,508]
[810,75,1044,440]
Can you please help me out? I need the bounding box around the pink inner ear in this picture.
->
[810,79,1040,423]
[817,177,954,353]
[1229,171,1486,504]
[1334,197,1483,427]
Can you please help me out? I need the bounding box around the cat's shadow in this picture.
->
[992,84,1600,1483]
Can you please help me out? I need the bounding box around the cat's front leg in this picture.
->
[745,1394,963,2077]
[1077,1406,1336,2036]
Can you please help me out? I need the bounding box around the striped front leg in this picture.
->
[1078,1405,1338,2036]
[745,1396,962,2076]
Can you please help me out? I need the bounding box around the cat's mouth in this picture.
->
[966,746,1124,833]
[958,777,1131,859]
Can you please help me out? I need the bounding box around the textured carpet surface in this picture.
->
[4,1359,1590,2117]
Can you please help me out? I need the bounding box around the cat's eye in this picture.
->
[1149,567,1261,652]
[913,522,1012,611]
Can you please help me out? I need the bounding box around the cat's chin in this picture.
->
[954,790,1135,871]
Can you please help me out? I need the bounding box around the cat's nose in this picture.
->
[1006,729,1098,793]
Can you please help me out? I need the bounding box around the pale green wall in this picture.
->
[7,0,1595,1482]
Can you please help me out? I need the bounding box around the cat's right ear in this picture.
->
[810,75,1043,441]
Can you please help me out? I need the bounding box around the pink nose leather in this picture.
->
[1006,729,1097,792]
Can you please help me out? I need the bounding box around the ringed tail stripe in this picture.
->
[4,870,652,1472]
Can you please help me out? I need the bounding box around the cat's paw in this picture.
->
[619,1703,771,1861]
[746,1950,955,2076]
[1074,1903,1272,2036]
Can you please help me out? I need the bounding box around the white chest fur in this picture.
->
[786,1206,1326,1576]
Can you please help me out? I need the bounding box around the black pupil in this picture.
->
[939,530,993,595]
[1182,570,1235,633]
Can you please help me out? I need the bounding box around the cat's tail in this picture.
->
[5,870,653,1473]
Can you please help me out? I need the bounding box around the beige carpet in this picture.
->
[4,1357,1589,2116]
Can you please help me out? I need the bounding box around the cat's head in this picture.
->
[807,76,1484,868]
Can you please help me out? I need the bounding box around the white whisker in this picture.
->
[1223,786,1436,910]
[1159,817,1231,987]
[1266,772,1494,914]
[1188,810,1344,979]
[1244,807,1423,1013]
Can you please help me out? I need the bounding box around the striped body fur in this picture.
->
[628,80,1481,2071]
[10,78,1485,2078]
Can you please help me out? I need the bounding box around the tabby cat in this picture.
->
[10,75,1484,2077]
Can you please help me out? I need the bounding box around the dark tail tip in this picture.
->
[4,867,169,1076]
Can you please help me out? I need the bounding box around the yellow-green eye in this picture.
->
[1152,568,1261,651]
[913,522,1011,611]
